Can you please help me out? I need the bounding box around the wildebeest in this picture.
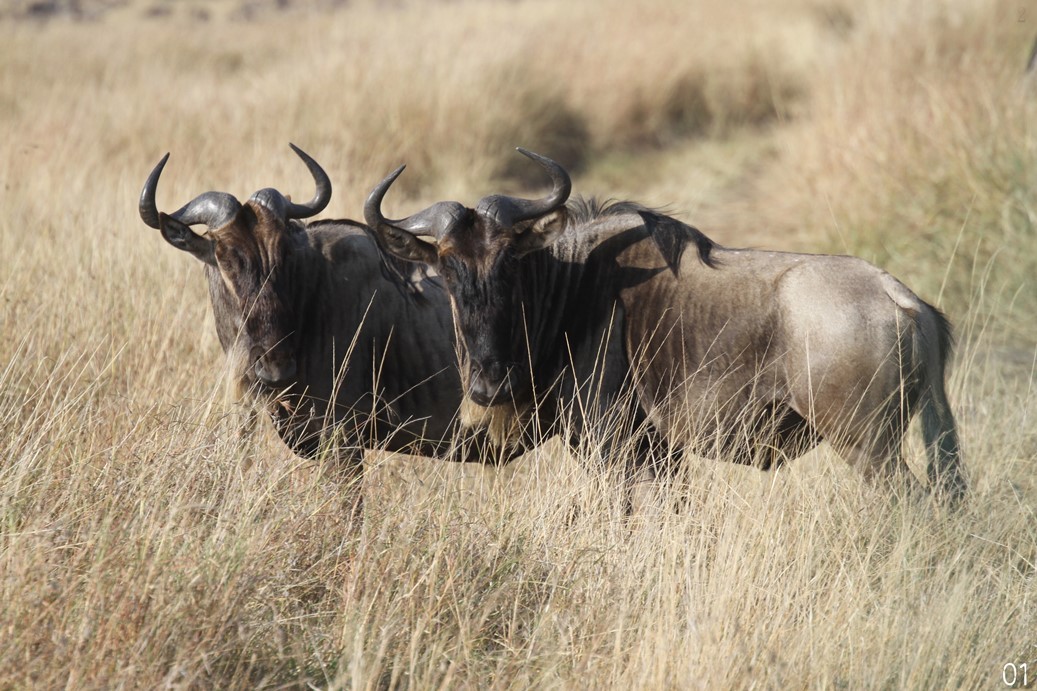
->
[362,149,967,503]
[139,145,517,518]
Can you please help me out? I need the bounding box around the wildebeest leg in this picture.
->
[238,403,259,442]
[624,427,686,515]
[445,425,527,467]
[560,426,645,522]
[334,451,365,533]
[578,423,682,517]
[727,405,821,469]
[826,421,926,498]
[279,410,367,531]
[314,442,365,535]
[790,363,924,497]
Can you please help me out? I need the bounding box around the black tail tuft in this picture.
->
[918,302,967,504]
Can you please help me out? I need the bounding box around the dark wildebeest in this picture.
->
[362,149,967,504]
[139,145,516,520]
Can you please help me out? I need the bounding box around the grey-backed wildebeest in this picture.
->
[363,149,967,504]
[139,145,517,520]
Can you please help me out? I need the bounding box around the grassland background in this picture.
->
[1,0,1036,687]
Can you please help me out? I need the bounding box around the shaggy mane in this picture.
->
[565,196,661,222]
[566,195,719,270]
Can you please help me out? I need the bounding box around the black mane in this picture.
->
[565,196,662,222]
[565,195,718,272]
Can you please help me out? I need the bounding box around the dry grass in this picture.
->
[1,0,1035,687]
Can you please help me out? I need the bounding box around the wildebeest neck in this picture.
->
[503,216,673,402]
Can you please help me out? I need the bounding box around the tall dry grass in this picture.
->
[1,0,1035,687]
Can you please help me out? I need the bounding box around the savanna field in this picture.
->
[1,0,1036,687]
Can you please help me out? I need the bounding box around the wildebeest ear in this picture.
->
[368,224,439,266]
[515,208,568,255]
[159,213,216,265]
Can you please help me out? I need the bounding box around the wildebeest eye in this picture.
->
[440,259,466,284]
[217,247,247,270]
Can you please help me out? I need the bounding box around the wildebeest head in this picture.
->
[139,144,332,390]
[364,149,571,406]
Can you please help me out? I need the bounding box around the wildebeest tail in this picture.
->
[915,302,968,503]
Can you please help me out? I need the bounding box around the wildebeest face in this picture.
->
[140,144,332,391]
[437,211,569,405]
[364,149,571,407]
[210,203,303,389]
[158,203,303,389]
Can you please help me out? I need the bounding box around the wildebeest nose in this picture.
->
[474,358,510,384]
[468,360,511,406]
[255,357,297,388]
[468,376,510,407]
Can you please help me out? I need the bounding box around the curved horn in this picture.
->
[139,152,242,230]
[283,143,332,219]
[139,153,170,229]
[171,191,243,229]
[364,165,466,239]
[363,165,406,230]
[475,148,572,227]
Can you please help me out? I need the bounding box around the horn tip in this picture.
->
[381,164,407,186]
[151,152,170,172]
[515,147,546,163]
[288,142,313,162]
